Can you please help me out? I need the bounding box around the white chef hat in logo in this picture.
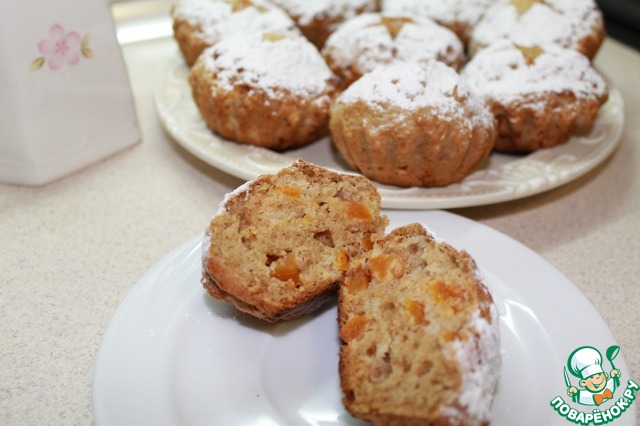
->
[568,346,604,380]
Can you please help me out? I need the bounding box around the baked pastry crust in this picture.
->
[330,61,496,187]
[172,0,297,66]
[189,31,339,149]
[271,0,379,48]
[461,41,609,152]
[339,223,501,426]
[202,160,388,322]
[469,0,605,60]
[322,12,465,87]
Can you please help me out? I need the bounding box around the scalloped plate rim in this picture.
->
[153,53,625,210]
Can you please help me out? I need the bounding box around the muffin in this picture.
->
[381,0,495,44]
[330,61,496,188]
[461,40,609,153]
[201,160,388,322]
[469,0,605,60]
[270,0,379,49]
[189,31,339,149]
[172,0,298,66]
[322,12,465,87]
[339,223,501,425]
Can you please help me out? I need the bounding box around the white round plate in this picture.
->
[93,210,635,425]
[154,51,624,210]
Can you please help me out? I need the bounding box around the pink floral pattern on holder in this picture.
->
[31,24,93,72]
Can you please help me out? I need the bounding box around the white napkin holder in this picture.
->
[0,1,140,185]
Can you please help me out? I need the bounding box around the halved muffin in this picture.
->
[339,223,501,425]
[202,160,388,322]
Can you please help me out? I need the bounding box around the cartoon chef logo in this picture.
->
[551,345,638,423]
[565,345,621,406]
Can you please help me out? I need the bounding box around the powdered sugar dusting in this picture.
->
[214,179,255,217]
[173,0,228,25]
[173,0,297,45]
[272,0,377,28]
[382,0,494,31]
[461,41,608,106]
[471,0,603,51]
[441,304,501,424]
[322,13,464,76]
[200,32,335,98]
[336,61,494,128]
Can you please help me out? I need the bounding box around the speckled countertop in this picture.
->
[1,14,639,426]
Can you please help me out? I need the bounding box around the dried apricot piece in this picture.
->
[345,201,373,221]
[517,45,544,65]
[511,0,539,14]
[231,0,253,12]
[334,250,350,271]
[263,32,285,42]
[271,253,301,285]
[369,253,405,280]
[345,266,371,293]
[380,16,413,39]
[429,280,466,313]
[341,315,372,342]
[274,185,302,197]
[405,300,429,325]
[361,234,374,251]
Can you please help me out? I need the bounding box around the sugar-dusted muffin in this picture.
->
[381,0,495,44]
[339,223,501,425]
[270,0,379,49]
[322,12,465,87]
[172,0,298,66]
[461,40,609,153]
[469,0,605,60]
[330,61,496,188]
[189,31,339,150]
[202,160,388,322]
